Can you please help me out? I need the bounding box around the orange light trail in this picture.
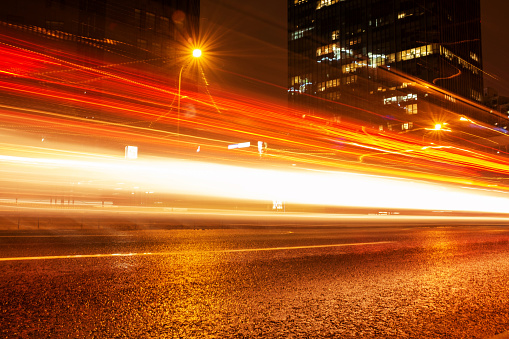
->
[1,32,509,214]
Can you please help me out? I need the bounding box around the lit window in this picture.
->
[290,76,301,86]
[348,37,361,46]
[344,75,357,85]
[406,104,417,114]
[291,27,314,40]
[402,122,413,130]
[471,89,482,102]
[445,94,456,103]
[317,0,341,9]
[316,43,338,56]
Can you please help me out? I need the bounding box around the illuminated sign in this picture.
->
[228,142,250,150]
[125,146,138,159]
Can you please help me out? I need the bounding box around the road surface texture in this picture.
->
[1,217,509,338]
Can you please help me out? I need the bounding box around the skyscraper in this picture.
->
[288,0,484,126]
[0,0,200,70]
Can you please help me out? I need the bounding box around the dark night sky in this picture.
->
[200,0,287,100]
[481,0,509,95]
[201,0,509,98]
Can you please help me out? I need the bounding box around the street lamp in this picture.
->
[422,122,451,144]
[192,49,202,58]
[177,49,202,145]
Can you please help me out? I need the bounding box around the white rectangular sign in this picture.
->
[228,142,250,150]
[125,146,138,159]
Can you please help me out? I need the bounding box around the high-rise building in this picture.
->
[0,0,200,70]
[288,0,484,127]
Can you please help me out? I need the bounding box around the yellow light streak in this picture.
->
[0,241,394,261]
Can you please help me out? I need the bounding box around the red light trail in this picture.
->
[1,30,509,214]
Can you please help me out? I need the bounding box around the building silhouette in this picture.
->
[0,0,200,71]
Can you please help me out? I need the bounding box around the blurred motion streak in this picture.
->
[2,32,509,215]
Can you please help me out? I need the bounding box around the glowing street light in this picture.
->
[425,123,450,132]
[423,122,450,143]
[177,49,202,145]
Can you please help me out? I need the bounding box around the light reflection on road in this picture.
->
[0,241,395,261]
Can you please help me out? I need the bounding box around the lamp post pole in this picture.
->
[177,65,184,144]
[176,49,202,149]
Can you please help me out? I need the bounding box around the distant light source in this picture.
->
[434,124,442,130]
[228,142,250,150]
[192,49,202,58]
[125,146,138,159]
[257,141,267,154]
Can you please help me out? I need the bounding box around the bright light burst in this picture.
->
[192,49,202,58]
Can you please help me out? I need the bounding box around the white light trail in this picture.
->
[2,150,509,214]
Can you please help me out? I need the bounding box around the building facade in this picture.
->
[0,0,200,70]
[288,0,484,128]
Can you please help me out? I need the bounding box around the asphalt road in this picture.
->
[1,220,509,338]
